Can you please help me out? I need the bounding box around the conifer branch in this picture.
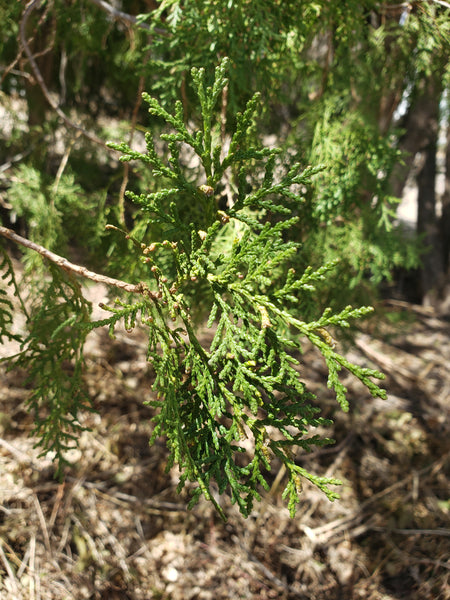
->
[2,58,388,518]
[0,226,154,297]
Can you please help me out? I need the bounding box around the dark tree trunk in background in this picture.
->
[390,77,441,200]
[416,107,444,302]
[22,4,55,128]
[441,119,450,276]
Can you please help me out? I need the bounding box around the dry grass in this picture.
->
[1,299,449,600]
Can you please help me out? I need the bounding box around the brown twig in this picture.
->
[19,0,108,148]
[0,225,155,298]
[118,66,148,224]
[1,0,51,85]
[52,131,82,194]
[0,148,34,175]
[87,0,168,36]
[430,0,450,8]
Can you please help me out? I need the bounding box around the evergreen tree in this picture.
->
[1,0,449,516]
[1,59,387,517]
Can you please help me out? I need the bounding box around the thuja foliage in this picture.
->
[1,60,386,518]
[1,248,92,466]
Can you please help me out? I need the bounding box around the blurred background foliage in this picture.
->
[1,0,449,313]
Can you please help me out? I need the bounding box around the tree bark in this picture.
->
[441,114,450,276]
[391,73,450,306]
[416,104,444,301]
[391,76,442,200]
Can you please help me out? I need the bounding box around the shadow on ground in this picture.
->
[0,299,449,600]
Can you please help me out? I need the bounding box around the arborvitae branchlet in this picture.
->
[0,60,386,519]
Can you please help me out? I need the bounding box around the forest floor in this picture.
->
[0,279,449,600]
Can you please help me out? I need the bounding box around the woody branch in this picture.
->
[0,226,154,298]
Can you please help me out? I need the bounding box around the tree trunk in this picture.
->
[21,5,55,128]
[416,109,444,301]
[441,115,450,276]
[391,74,450,307]
[391,77,442,200]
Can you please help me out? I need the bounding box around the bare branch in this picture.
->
[19,0,108,149]
[0,149,34,175]
[1,0,51,84]
[429,0,450,9]
[89,0,150,29]
[87,0,169,36]
[118,60,150,224]
[0,226,155,298]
